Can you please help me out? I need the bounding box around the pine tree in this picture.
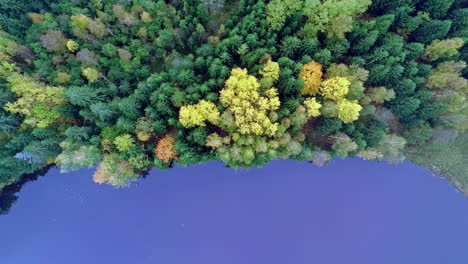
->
[410,20,452,44]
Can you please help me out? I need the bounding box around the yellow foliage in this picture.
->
[337,99,362,123]
[220,68,280,136]
[56,72,71,84]
[66,40,79,52]
[0,32,22,61]
[82,67,100,83]
[70,14,91,30]
[179,100,220,128]
[137,131,151,142]
[259,60,280,81]
[319,76,350,100]
[101,139,113,152]
[28,13,44,24]
[140,11,152,23]
[1,68,65,117]
[299,61,323,96]
[304,97,322,117]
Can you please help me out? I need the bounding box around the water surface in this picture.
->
[1,159,467,264]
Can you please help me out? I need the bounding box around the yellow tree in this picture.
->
[299,61,323,96]
[259,59,280,81]
[66,40,79,52]
[304,97,322,117]
[1,62,66,127]
[220,68,280,136]
[337,99,362,123]
[82,67,100,83]
[179,100,220,128]
[319,76,350,100]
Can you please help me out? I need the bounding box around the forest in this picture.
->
[0,0,467,213]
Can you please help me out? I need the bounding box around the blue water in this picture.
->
[1,159,467,264]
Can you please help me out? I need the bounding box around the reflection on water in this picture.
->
[1,159,468,264]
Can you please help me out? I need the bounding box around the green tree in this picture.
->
[423,38,464,61]
[410,20,452,44]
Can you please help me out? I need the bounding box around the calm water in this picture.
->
[1,159,467,264]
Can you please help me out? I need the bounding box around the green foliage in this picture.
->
[114,134,135,152]
[64,86,103,107]
[420,0,454,20]
[266,0,303,31]
[410,20,452,44]
[301,0,371,37]
[330,132,358,158]
[423,38,464,61]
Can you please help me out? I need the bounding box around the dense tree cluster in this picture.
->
[0,0,467,212]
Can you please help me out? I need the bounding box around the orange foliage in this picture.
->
[299,61,323,96]
[155,135,178,163]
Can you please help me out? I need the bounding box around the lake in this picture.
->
[1,158,467,264]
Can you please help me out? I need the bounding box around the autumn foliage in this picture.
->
[299,61,323,96]
[155,135,178,163]
[179,100,220,128]
[220,68,280,136]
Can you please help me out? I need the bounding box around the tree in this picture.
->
[426,61,467,114]
[410,20,452,44]
[300,0,371,37]
[76,49,99,66]
[319,77,350,100]
[304,98,322,117]
[64,86,103,107]
[299,61,323,96]
[40,30,67,52]
[114,134,135,152]
[1,64,66,126]
[179,100,220,128]
[56,72,71,84]
[327,14,354,39]
[82,67,100,83]
[259,60,280,81]
[366,86,395,103]
[266,0,303,30]
[113,4,140,26]
[420,0,454,19]
[203,0,226,14]
[423,38,464,61]
[66,40,79,52]
[155,135,178,163]
[330,132,358,157]
[449,8,468,37]
[220,68,280,136]
[403,122,433,145]
[0,112,20,134]
[336,99,362,123]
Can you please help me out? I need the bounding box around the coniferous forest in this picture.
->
[0,0,467,213]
